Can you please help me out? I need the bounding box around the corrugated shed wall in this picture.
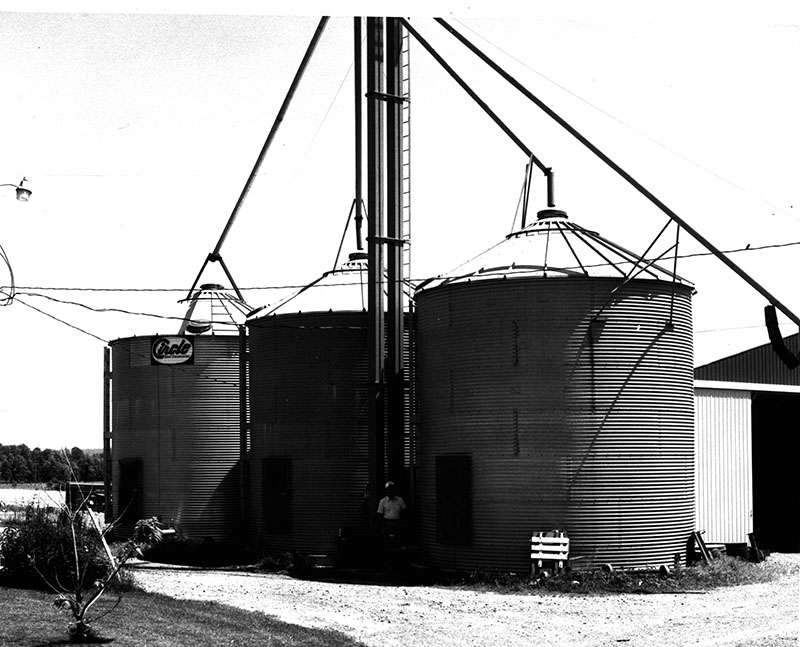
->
[694,388,753,545]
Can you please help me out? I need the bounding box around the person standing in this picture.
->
[377,480,406,540]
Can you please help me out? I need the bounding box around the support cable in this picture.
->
[669,224,682,325]
[333,199,358,271]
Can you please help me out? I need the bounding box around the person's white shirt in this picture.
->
[377,494,406,520]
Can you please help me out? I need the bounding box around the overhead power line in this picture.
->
[6,292,108,344]
[5,238,800,294]
[5,290,239,388]
[6,287,788,351]
[12,291,239,327]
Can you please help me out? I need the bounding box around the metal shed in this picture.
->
[694,333,800,552]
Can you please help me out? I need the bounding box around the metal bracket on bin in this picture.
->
[531,531,570,575]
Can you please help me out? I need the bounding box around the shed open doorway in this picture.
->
[752,391,799,552]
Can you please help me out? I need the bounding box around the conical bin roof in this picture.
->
[418,209,692,292]
[178,283,250,334]
[250,252,369,319]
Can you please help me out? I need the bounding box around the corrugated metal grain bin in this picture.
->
[247,253,371,557]
[111,333,242,542]
[414,210,695,571]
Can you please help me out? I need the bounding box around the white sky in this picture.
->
[1,1,799,450]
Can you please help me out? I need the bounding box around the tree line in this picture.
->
[0,444,104,485]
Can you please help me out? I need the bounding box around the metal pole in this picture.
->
[435,17,800,330]
[103,347,112,521]
[238,326,249,535]
[355,17,365,251]
[386,17,406,488]
[367,17,386,525]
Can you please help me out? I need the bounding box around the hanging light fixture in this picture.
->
[1,178,32,202]
[15,177,31,202]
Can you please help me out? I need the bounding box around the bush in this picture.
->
[0,505,112,590]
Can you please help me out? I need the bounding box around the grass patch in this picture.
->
[447,554,800,595]
[0,584,367,647]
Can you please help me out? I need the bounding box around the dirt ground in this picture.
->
[129,554,799,647]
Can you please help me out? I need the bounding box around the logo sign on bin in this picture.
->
[151,336,194,365]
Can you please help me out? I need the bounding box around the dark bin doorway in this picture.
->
[118,458,142,525]
[752,391,799,552]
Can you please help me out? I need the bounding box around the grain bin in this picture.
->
[247,252,372,561]
[414,209,695,571]
[110,284,248,543]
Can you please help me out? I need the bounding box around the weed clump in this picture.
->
[447,554,796,595]
[256,551,295,573]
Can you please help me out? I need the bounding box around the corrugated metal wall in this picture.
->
[694,388,752,545]
[111,335,242,542]
[415,277,695,571]
[247,311,371,556]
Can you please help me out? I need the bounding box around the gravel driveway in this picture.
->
[130,554,799,647]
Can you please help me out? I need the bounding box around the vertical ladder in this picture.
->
[399,26,416,474]
[400,27,412,295]
[210,291,239,332]
[211,293,226,331]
